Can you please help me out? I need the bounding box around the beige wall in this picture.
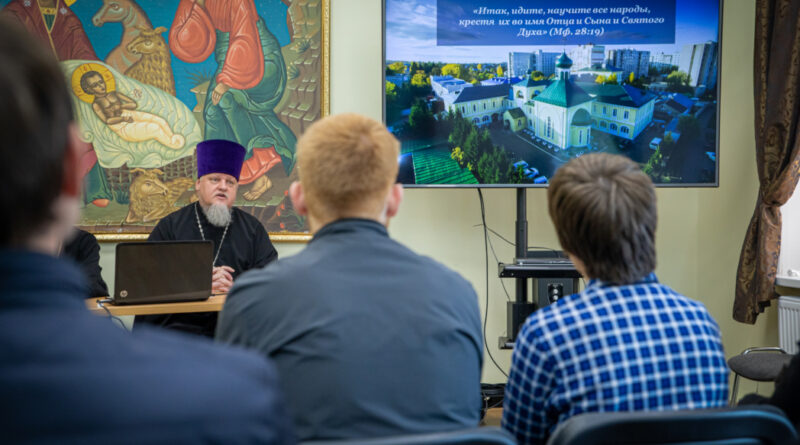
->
[99,0,777,394]
[329,0,778,389]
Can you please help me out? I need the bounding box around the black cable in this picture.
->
[468,224,515,301]
[471,224,560,255]
[472,224,519,249]
[485,231,512,302]
[490,228,515,246]
[96,298,127,330]
[477,189,509,379]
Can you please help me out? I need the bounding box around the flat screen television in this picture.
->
[384,0,721,187]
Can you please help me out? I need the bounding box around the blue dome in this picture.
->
[556,51,573,69]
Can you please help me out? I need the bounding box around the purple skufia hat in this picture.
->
[196,139,246,181]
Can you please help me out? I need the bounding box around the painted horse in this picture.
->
[92,0,154,73]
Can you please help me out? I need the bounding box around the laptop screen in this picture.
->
[113,241,213,304]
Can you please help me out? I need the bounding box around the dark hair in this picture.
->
[0,19,74,246]
[79,70,102,95]
[547,153,657,284]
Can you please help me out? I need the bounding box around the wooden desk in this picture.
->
[482,407,503,427]
[86,295,226,316]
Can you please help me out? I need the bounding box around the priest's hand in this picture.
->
[212,265,235,294]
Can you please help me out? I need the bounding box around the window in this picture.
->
[484,103,486,110]
[603,106,607,115]
[623,110,629,120]
[517,90,523,98]
[612,109,617,117]
[600,121,607,128]
[621,126,629,134]
[483,115,490,122]
[579,131,583,144]
[473,105,476,112]
[610,123,618,131]
[546,116,552,138]
[472,118,480,124]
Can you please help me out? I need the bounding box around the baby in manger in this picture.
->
[76,68,185,149]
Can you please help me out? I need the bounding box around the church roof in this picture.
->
[452,84,510,104]
[505,107,526,119]
[556,51,573,69]
[574,81,602,96]
[514,77,552,88]
[594,84,655,108]
[533,78,593,108]
[571,108,592,126]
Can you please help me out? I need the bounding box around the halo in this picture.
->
[71,63,116,103]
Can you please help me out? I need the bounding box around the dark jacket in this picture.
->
[61,228,109,298]
[0,248,294,444]
[217,219,484,441]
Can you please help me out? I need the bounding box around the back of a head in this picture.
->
[0,19,74,247]
[548,153,657,284]
[296,113,400,221]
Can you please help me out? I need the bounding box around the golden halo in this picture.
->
[71,63,116,103]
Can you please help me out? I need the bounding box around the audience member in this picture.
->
[137,139,278,337]
[0,19,293,444]
[60,228,109,298]
[502,153,729,444]
[216,113,484,441]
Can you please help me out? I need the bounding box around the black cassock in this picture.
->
[136,203,278,337]
[61,229,109,298]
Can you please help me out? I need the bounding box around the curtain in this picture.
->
[734,0,800,324]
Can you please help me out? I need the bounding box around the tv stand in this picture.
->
[498,188,580,350]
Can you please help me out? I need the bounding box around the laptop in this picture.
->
[112,240,214,305]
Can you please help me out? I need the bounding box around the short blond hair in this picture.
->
[296,113,400,220]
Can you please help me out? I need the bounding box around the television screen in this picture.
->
[384,0,720,187]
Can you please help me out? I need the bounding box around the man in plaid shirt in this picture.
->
[502,154,728,444]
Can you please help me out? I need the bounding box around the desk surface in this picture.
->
[86,295,226,316]
[482,407,502,427]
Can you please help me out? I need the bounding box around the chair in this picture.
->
[300,427,516,445]
[728,347,793,404]
[546,406,798,445]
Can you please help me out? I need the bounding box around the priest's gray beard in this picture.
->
[203,203,232,227]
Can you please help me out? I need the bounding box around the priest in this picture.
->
[137,139,278,336]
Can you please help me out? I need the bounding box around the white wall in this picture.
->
[779,181,800,278]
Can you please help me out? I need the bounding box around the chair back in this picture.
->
[300,426,516,445]
[546,406,798,445]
